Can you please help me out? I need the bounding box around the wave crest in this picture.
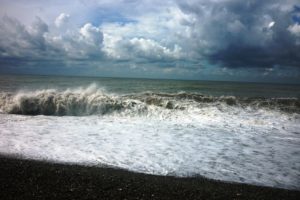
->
[0,85,299,116]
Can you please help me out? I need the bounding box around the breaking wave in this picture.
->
[0,84,299,116]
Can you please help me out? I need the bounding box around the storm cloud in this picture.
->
[177,0,300,69]
[0,0,299,82]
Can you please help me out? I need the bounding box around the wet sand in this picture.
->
[0,155,299,200]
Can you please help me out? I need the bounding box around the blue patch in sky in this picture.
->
[87,8,137,26]
[292,15,300,24]
[291,5,300,24]
[293,5,300,12]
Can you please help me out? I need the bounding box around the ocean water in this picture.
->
[0,74,300,190]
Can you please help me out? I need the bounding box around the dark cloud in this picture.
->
[178,0,300,69]
[0,16,58,60]
[209,45,300,68]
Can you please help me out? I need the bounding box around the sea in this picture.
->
[0,74,299,190]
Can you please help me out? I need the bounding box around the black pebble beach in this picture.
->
[0,155,299,200]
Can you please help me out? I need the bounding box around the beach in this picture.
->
[1,155,299,200]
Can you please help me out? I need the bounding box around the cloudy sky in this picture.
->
[0,0,300,83]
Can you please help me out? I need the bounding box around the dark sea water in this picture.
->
[0,74,299,190]
[1,74,300,97]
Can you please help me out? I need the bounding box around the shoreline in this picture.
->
[0,155,299,200]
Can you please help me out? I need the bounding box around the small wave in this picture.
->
[129,92,300,113]
[0,85,299,116]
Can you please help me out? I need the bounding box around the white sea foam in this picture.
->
[0,100,299,190]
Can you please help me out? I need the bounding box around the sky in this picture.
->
[0,0,300,83]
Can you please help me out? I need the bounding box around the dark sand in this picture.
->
[0,155,299,200]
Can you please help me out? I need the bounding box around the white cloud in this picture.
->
[46,23,104,59]
[0,15,105,61]
[80,23,103,45]
[55,13,70,28]
[101,6,192,63]
[288,24,300,37]
[128,37,182,59]
[103,35,182,61]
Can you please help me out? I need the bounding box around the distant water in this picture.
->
[0,74,299,190]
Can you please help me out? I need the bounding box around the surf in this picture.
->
[0,84,299,116]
